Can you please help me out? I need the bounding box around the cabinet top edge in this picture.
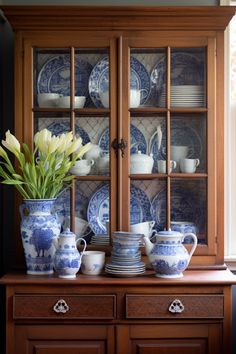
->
[1,6,235,32]
[1,269,236,286]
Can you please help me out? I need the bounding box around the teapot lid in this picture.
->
[158,229,182,237]
[60,228,76,237]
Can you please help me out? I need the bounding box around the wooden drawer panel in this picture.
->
[13,294,116,320]
[126,294,224,319]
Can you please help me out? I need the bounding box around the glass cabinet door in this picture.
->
[32,42,116,248]
[127,43,208,248]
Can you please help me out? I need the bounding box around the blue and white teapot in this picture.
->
[143,229,197,278]
[53,228,86,279]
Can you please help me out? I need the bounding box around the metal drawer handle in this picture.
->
[169,299,184,313]
[53,299,70,313]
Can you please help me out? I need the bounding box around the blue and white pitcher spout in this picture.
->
[144,229,197,278]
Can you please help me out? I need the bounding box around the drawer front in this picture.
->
[13,294,116,320]
[126,294,224,319]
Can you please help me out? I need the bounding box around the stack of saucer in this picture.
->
[90,234,110,245]
[160,85,205,107]
[105,232,146,277]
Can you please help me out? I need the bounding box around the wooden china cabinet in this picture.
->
[1,6,236,354]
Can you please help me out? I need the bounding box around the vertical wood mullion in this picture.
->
[110,38,118,240]
[166,46,171,230]
[70,46,75,232]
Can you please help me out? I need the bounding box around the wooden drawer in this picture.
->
[126,294,224,319]
[13,294,116,320]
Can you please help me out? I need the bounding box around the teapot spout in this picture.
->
[143,236,154,256]
[52,236,59,250]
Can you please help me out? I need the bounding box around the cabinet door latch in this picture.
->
[111,138,127,158]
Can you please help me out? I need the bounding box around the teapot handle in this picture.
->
[76,238,87,256]
[183,233,198,261]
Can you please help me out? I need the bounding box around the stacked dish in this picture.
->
[105,232,146,277]
[159,85,205,108]
[90,234,110,245]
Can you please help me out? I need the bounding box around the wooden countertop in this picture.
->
[1,269,236,286]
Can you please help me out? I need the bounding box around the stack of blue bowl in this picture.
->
[105,232,145,277]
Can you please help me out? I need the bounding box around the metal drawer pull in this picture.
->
[169,299,185,313]
[53,299,70,313]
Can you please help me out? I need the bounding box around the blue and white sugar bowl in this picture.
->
[143,229,197,278]
[53,228,86,279]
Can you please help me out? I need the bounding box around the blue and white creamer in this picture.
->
[53,228,86,279]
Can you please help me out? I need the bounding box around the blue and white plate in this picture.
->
[98,124,147,154]
[87,184,152,234]
[89,56,151,107]
[150,119,202,169]
[46,121,90,145]
[150,52,204,93]
[54,185,89,226]
[150,183,206,233]
[37,54,93,99]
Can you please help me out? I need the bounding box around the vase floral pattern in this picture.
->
[20,199,61,274]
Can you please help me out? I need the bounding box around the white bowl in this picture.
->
[56,96,86,108]
[37,93,59,107]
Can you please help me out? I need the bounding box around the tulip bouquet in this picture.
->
[0,129,91,199]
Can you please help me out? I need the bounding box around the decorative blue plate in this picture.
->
[150,119,202,170]
[98,124,147,154]
[150,51,205,93]
[87,184,152,234]
[89,56,151,107]
[46,121,90,145]
[150,183,206,233]
[54,184,89,225]
[37,54,93,98]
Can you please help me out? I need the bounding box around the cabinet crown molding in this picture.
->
[1,6,236,31]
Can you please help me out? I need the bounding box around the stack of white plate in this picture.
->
[105,231,145,277]
[159,85,205,107]
[105,261,146,277]
[90,234,110,245]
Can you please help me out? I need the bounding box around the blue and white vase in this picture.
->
[143,229,198,278]
[20,199,61,275]
[53,228,87,279]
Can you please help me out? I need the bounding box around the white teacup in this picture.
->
[157,160,177,173]
[56,96,86,108]
[69,159,94,176]
[180,158,200,173]
[130,89,148,108]
[170,145,188,171]
[81,251,105,275]
[130,221,156,239]
[63,216,90,238]
[37,93,60,107]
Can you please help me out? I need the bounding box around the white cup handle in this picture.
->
[183,233,198,261]
[140,88,149,98]
[90,159,94,166]
[76,238,87,256]
[171,160,177,170]
[195,159,200,167]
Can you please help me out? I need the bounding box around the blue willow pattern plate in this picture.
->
[88,56,151,107]
[87,184,152,234]
[150,183,206,234]
[150,51,205,92]
[37,54,93,98]
[150,119,202,170]
[46,121,90,145]
[98,124,147,154]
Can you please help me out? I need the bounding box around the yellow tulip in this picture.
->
[57,132,73,154]
[66,137,82,156]
[34,129,52,154]
[2,130,21,156]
